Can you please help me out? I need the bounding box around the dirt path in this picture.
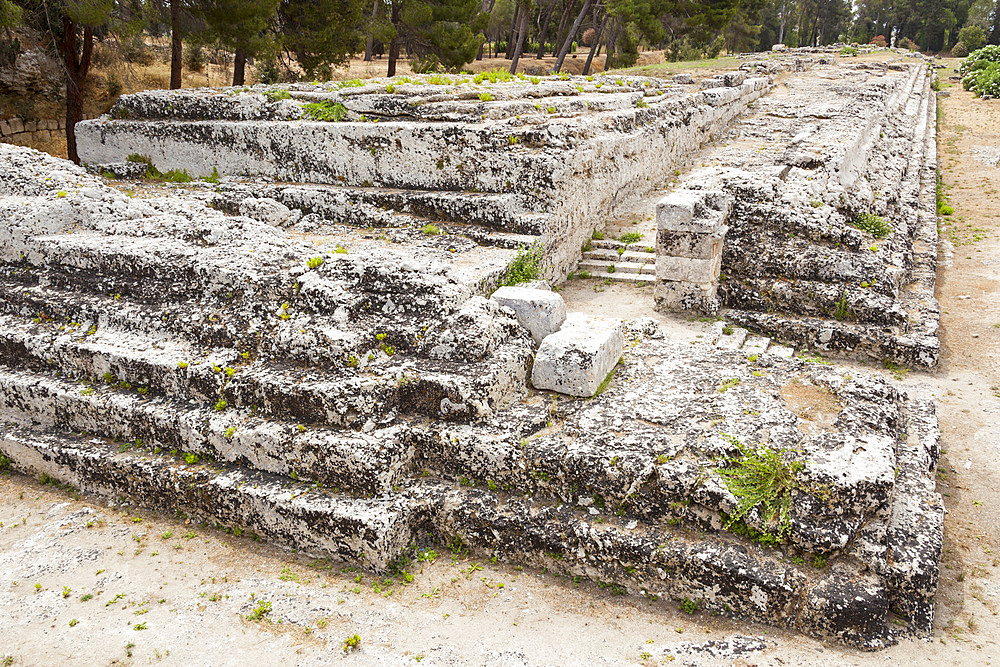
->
[2,63,1000,666]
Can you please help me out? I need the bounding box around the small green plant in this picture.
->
[478,92,494,102]
[0,454,9,473]
[717,378,740,392]
[497,241,544,287]
[850,212,892,239]
[635,98,648,108]
[301,100,348,121]
[716,435,803,541]
[618,231,642,244]
[162,169,192,183]
[421,223,442,235]
[343,633,361,652]
[214,399,227,412]
[202,167,221,184]
[678,597,699,614]
[832,292,852,321]
[247,599,272,621]
[183,452,199,464]
[263,89,291,102]
[307,256,324,269]
[839,45,858,56]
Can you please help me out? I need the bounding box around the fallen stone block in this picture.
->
[531,313,624,397]
[490,286,566,345]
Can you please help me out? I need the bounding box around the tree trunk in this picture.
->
[553,0,591,71]
[58,17,93,165]
[552,0,574,58]
[506,4,521,58]
[364,0,379,61]
[387,2,401,76]
[582,14,606,75]
[170,0,183,89]
[509,4,530,73]
[232,47,247,86]
[536,0,557,58]
[992,0,1000,45]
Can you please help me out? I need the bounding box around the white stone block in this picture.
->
[491,286,566,344]
[531,313,624,397]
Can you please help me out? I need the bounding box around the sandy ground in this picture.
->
[3,59,1000,666]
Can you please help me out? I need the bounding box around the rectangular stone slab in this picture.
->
[530,313,624,397]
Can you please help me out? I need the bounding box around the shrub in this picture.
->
[716,435,804,541]
[962,57,1000,97]
[581,27,596,47]
[958,24,986,53]
[839,45,858,56]
[184,43,206,73]
[959,45,1000,78]
[301,100,348,121]
[850,212,892,238]
[899,36,919,51]
[871,34,887,47]
[952,42,969,58]
[498,242,544,287]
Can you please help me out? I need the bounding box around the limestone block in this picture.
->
[23,120,36,133]
[655,190,731,234]
[655,253,721,284]
[8,117,23,134]
[657,230,724,260]
[654,280,718,313]
[490,286,566,345]
[531,313,624,397]
[239,197,300,227]
[722,72,746,87]
[701,87,741,106]
[0,120,9,136]
[672,74,694,85]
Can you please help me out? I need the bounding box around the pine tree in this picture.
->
[198,0,280,85]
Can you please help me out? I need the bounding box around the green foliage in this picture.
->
[478,91,494,102]
[832,292,852,321]
[307,256,324,269]
[162,169,191,183]
[202,167,221,184]
[850,212,892,239]
[618,231,643,244]
[963,61,1000,98]
[0,454,10,473]
[263,89,291,102]
[678,597,699,614]
[421,223,442,235]
[958,24,986,52]
[279,0,364,80]
[839,45,858,56]
[301,100,348,121]
[716,435,803,542]
[246,599,272,621]
[198,0,280,66]
[473,68,513,84]
[342,633,361,652]
[498,242,544,287]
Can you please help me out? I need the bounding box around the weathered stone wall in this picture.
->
[0,116,64,146]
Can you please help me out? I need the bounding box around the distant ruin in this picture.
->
[0,50,943,649]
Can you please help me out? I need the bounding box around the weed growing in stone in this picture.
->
[301,101,348,122]
[716,435,803,541]
[478,92,494,102]
[263,89,291,102]
[306,256,324,269]
[342,633,361,652]
[619,232,642,244]
[850,212,892,238]
[832,293,852,321]
[421,223,442,235]
[678,597,699,614]
[246,599,272,621]
[202,167,221,184]
[497,242,544,287]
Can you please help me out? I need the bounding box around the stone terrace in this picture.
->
[0,55,945,651]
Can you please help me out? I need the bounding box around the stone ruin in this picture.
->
[0,52,944,650]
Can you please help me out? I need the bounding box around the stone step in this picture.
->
[582,248,656,263]
[247,183,552,237]
[589,238,655,251]
[710,321,749,349]
[0,424,415,571]
[741,335,771,357]
[726,308,937,367]
[720,276,909,328]
[0,365,412,494]
[576,259,655,276]
[0,419,923,649]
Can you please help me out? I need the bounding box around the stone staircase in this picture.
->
[708,321,795,358]
[575,239,656,284]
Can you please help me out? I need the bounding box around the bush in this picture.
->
[581,27,596,47]
[960,45,1000,96]
[958,24,987,53]
[851,212,893,238]
[412,54,441,74]
[871,34,887,47]
[839,45,858,56]
[899,36,919,51]
[952,41,969,58]
[184,43,205,73]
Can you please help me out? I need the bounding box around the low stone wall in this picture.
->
[0,116,64,146]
